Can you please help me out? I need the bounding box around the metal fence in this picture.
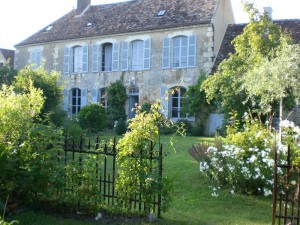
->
[272,145,300,225]
[54,134,163,217]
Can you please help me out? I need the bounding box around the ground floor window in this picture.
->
[171,87,186,119]
[71,88,81,114]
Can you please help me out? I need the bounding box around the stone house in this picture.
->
[14,0,234,121]
[0,48,15,68]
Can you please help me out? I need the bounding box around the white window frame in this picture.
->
[30,50,42,68]
[172,36,188,68]
[72,46,83,73]
[131,40,144,71]
[102,43,113,72]
[171,87,187,119]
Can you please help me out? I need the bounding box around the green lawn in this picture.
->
[9,135,272,225]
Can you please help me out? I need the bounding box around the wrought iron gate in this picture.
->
[272,145,300,225]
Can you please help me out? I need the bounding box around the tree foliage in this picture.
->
[107,78,127,126]
[14,66,64,121]
[0,83,62,200]
[184,73,212,128]
[0,65,17,86]
[201,2,291,121]
[242,41,300,113]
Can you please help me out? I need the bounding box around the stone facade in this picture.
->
[15,0,234,121]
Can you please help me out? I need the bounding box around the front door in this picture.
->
[128,87,139,119]
[128,95,139,119]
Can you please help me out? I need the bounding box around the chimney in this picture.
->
[263,7,273,20]
[77,0,91,15]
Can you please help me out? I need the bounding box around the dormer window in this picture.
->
[86,22,92,27]
[45,25,53,31]
[157,10,166,16]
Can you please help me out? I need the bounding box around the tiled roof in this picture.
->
[211,19,300,74]
[0,48,15,67]
[16,0,219,47]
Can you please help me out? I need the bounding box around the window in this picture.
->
[99,88,107,109]
[73,46,83,73]
[162,35,196,69]
[30,50,42,68]
[102,43,112,71]
[131,40,144,71]
[171,87,186,119]
[173,36,188,68]
[157,10,166,16]
[64,45,88,74]
[71,88,81,114]
[92,43,119,72]
[121,39,151,71]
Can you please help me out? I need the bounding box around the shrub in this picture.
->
[199,144,275,196]
[116,118,127,135]
[116,103,172,213]
[78,103,107,133]
[63,116,83,143]
[194,114,277,196]
[107,78,127,127]
[141,102,151,113]
[226,112,274,152]
[191,125,203,136]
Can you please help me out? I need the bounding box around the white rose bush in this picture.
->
[191,113,300,197]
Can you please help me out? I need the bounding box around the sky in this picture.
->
[1,0,299,50]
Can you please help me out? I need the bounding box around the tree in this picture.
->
[0,83,62,200]
[184,73,212,131]
[14,66,65,124]
[0,64,17,86]
[107,78,127,126]
[242,42,300,140]
[201,3,289,122]
[78,103,107,133]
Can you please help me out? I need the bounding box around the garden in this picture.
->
[1,3,300,225]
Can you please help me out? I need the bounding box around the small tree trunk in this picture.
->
[279,97,283,145]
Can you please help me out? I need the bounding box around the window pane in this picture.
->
[172,98,178,107]
[102,44,112,71]
[73,46,82,73]
[132,40,143,70]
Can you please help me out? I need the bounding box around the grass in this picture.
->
[8,135,272,225]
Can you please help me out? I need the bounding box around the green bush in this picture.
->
[107,78,127,127]
[78,103,107,133]
[191,125,203,136]
[195,113,277,196]
[63,116,83,143]
[226,112,274,152]
[116,104,172,213]
[116,118,127,135]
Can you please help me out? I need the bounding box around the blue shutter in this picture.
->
[81,88,87,107]
[143,39,151,70]
[82,45,89,73]
[63,89,69,111]
[92,44,99,72]
[112,42,120,71]
[64,47,70,74]
[162,37,170,69]
[188,35,196,67]
[121,42,128,71]
[91,89,98,103]
[160,86,169,118]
